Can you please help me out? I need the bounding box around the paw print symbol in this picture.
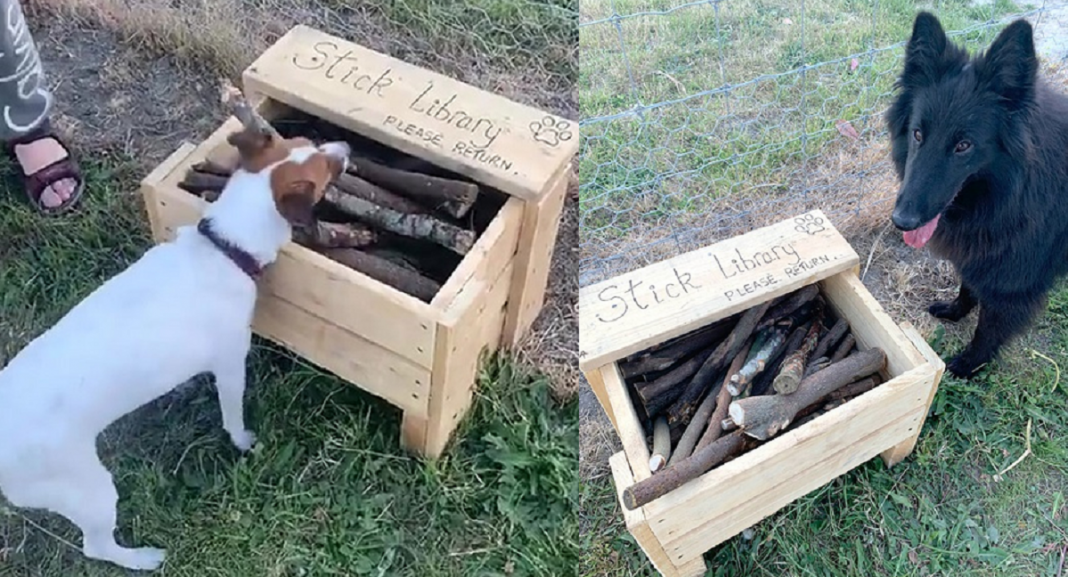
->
[530,116,574,147]
[794,213,827,236]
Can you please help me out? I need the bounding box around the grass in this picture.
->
[578,0,1041,244]
[0,154,579,576]
[580,285,1068,576]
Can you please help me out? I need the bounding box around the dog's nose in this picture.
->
[891,209,921,231]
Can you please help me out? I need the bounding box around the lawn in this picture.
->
[0,146,578,575]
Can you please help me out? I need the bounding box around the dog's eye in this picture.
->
[913,129,923,143]
[954,140,972,153]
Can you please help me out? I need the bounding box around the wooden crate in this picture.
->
[139,25,576,458]
[579,211,945,576]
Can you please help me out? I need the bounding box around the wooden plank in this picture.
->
[881,322,945,466]
[579,210,860,372]
[644,365,933,559]
[819,273,926,377]
[584,368,617,431]
[141,141,198,241]
[432,197,523,312]
[602,363,652,482]
[502,167,570,346]
[424,262,513,457]
[243,25,578,201]
[253,294,431,414]
[610,452,705,577]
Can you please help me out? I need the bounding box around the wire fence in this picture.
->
[578,0,1056,287]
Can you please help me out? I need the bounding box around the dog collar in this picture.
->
[196,218,263,280]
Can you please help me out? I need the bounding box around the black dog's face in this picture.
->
[887,12,1037,233]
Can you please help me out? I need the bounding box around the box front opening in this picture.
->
[177,105,510,304]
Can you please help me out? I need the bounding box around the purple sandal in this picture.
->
[5,118,85,215]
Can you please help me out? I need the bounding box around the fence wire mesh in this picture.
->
[579,0,1055,287]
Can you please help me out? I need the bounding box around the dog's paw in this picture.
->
[121,547,166,571]
[946,354,986,379]
[928,300,969,322]
[229,429,257,452]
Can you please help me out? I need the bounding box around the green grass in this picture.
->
[578,0,1039,240]
[580,287,1068,576]
[0,154,579,576]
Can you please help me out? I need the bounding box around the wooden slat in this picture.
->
[602,363,652,482]
[579,210,860,372]
[243,25,579,201]
[583,368,617,431]
[432,197,523,312]
[254,295,431,414]
[502,167,570,345]
[881,322,946,466]
[645,365,934,559]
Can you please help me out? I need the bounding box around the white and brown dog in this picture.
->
[0,128,349,571]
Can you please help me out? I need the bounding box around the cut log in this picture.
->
[666,301,772,425]
[324,189,475,255]
[351,157,479,219]
[811,318,849,361]
[830,334,856,363]
[772,317,823,394]
[694,342,750,452]
[335,173,429,215]
[620,322,732,379]
[721,417,737,431]
[728,348,887,440]
[755,285,819,331]
[649,416,671,473]
[319,248,442,301]
[634,345,716,417]
[621,430,751,510]
[293,221,376,249]
[750,324,808,397]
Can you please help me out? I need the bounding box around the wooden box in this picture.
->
[139,25,576,458]
[579,211,945,576]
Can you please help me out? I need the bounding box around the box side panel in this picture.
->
[502,167,570,346]
[579,210,860,372]
[601,363,652,482]
[880,322,946,467]
[583,368,617,431]
[645,365,933,559]
[423,261,514,457]
[243,25,578,201]
[254,295,431,414]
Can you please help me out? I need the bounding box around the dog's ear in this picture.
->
[977,19,1037,109]
[901,12,949,88]
[275,181,318,229]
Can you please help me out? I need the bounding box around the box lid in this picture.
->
[242,25,577,201]
[578,210,861,371]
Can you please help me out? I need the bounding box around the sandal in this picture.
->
[5,118,85,215]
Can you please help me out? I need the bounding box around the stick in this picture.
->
[750,324,808,397]
[811,318,848,361]
[694,342,750,452]
[772,318,823,394]
[827,375,881,401]
[803,356,831,380]
[649,416,671,473]
[178,171,228,196]
[729,327,786,394]
[324,189,475,255]
[666,301,772,425]
[669,349,737,467]
[191,159,235,177]
[319,248,442,301]
[350,158,479,219]
[335,173,429,215]
[721,417,737,431]
[634,345,716,417]
[830,334,856,363]
[728,348,887,440]
[621,322,733,379]
[621,430,750,510]
[293,221,376,249]
[755,285,819,331]
[221,79,281,139]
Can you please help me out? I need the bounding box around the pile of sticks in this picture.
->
[177,83,499,303]
[619,285,887,510]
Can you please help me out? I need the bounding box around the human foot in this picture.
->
[6,120,84,214]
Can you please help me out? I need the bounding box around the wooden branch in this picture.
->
[828,375,880,401]
[319,248,442,301]
[178,171,228,196]
[634,345,715,417]
[335,173,429,215]
[191,159,235,177]
[324,189,475,255]
[721,417,737,431]
[811,318,848,361]
[293,221,376,249]
[622,430,751,510]
[666,301,772,425]
[750,324,808,397]
[830,334,856,363]
[221,80,281,139]
[621,322,732,379]
[803,356,831,379]
[728,348,887,440]
[694,344,748,451]
[755,285,819,331]
[649,416,671,473]
[728,327,786,394]
[668,368,728,467]
[772,317,823,394]
[351,157,479,219]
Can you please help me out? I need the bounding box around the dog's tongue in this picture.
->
[903,214,940,249]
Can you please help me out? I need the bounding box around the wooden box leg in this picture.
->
[400,412,429,454]
[502,169,570,346]
[881,323,945,467]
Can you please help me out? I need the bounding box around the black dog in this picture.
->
[887,12,1068,378]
